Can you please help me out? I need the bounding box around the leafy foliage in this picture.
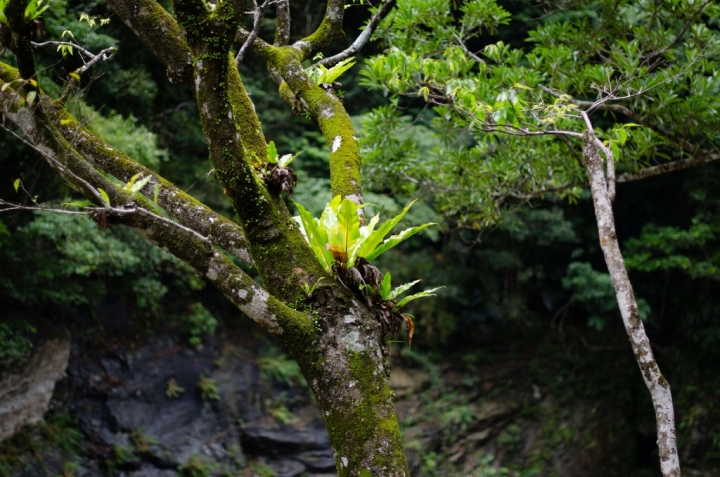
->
[306,57,356,85]
[361,0,720,226]
[294,195,435,271]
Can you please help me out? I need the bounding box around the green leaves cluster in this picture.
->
[293,195,435,272]
[361,0,720,227]
[264,140,297,169]
[375,271,442,313]
[306,57,356,85]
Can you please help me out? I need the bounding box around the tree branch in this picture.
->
[317,0,396,67]
[617,152,720,183]
[236,0,270,64]
[292,0,346,61]
[0,73,304,337]
[274,0,290,46]
[583,124,680,477]
[106,0,195,86]
[268,48,364,206]
[0,60,254,265]
[4,0,36,82]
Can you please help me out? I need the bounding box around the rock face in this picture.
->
[5,333,622,477]
[38,336,338,477]
[0,335,71,442]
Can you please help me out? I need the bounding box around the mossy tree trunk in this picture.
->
[0,0,409,474]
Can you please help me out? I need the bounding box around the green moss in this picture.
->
[0,61,20,83]
[321,350,406,475]
[267,50,363,201]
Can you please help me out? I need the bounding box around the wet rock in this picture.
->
[0,334,71,441]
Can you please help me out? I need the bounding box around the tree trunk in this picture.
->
[583,130,681,477]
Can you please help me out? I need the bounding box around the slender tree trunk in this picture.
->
[582,130,681,477]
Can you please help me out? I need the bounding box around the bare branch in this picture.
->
[617,152,720,183]
[237,28,273,58]
[236,0,271,64]
[317,0,397,67]
[452,32,484,66]
[581,110,615,201]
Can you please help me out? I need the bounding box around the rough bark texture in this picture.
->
[583,131,680,477]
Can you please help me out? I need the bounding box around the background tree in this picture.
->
[361,0,720,475]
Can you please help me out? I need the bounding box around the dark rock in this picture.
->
[293,449,337,472]
[241,418,330,454]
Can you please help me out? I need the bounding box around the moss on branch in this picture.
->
[269,48,363,203]
[107,0,195,86]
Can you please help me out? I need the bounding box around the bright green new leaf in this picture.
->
[130,174,153,193]
[26,91,36,105]
[393,287,444,311]
[98,188,111,206]
[386,280,422,301]
[124,173,142,191]
[294,202,334,271]
[364,223,437,262]
[333,198,360,260]
[296,196,437,270]
[355,200,417,260]
[13,179,20,193]
[380,272,392,300]
[267,141,278,164]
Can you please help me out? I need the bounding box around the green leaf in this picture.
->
[393,287,443,311]
[278,153,296,168]
[124,172,142,191]
[364,223,437,262]
[153,183,160,203]
[13,179,20,192]
[130,174,153,193]
[380,272,392,300]
[267,141,278,164]
[295,202,334,272]
[320,195,342,247]
[318,57,356,84]
[355,200,418,260]
[25,91,36,105]
[336,198,360,264]
[386,280,421,301]
[98,188,111,206]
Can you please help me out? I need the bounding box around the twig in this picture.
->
[317,0,397,67]
[236,0,272,64]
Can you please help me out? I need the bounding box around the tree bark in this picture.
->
[582,130,681,477]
